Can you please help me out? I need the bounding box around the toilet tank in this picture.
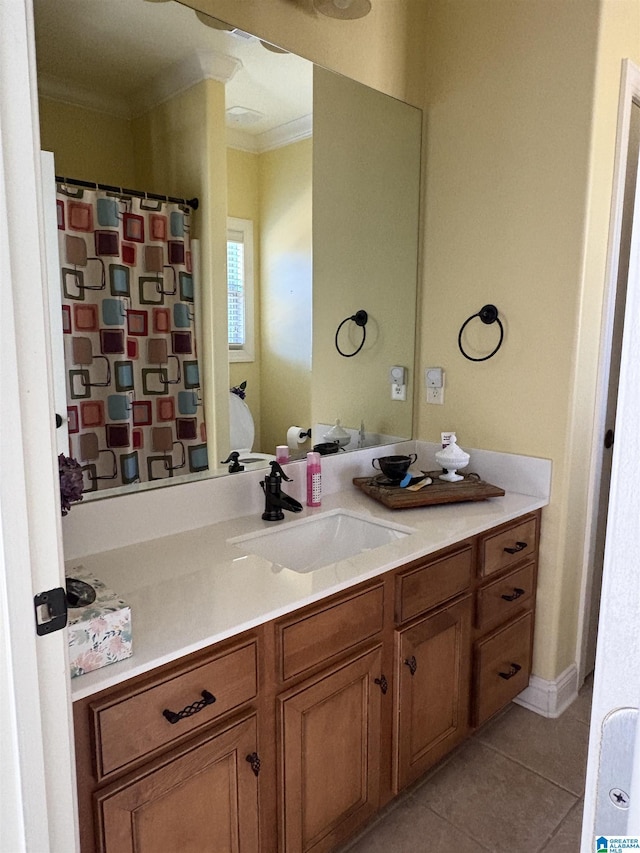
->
[229,392,255,452]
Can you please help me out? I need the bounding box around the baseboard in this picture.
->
[513,663,579,718]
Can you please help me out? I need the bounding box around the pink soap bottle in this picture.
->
[306,451,322,507]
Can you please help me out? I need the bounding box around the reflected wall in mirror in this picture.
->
[34,0,421,499]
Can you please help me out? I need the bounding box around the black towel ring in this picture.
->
[335,309,368,358]
[458,304,504,362]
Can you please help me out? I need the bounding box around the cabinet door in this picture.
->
[279,645,384,853]
[394,596,472,792]
[95,715,259,853]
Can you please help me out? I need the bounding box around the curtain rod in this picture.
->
[55,176,199,211]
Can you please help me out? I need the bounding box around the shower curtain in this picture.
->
[56,183,208,492]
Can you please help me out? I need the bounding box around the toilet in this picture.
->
[229,392,275,466]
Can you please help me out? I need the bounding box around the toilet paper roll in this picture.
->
[287,426,306,450]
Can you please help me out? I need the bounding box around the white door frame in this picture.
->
[577,59,640,684]
[0,0,78,850]
[580,73,640,847]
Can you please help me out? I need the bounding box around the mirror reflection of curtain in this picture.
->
[56,184,208,493]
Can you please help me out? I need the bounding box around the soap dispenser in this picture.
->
[306,451,322,507]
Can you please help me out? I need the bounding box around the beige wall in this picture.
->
[417,0,639,681]
[313,66,421,441]
[38,97,136,186]
[188,0,428,108]
[227,147,262,449]
[418,0,601,681]
[259,138,312,454]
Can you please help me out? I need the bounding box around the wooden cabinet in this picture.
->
[472,513,539,727]
[73,633,262,853]
[95,714,259,853]
[74,510,541,853]
[394,596,471,791]
[274,583,388,853]
[92,639,257,780]
[278,646,384,853]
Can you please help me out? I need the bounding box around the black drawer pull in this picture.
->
[504,541,528,555]
[374,675,388,695]
[162,689,216,724]
[246,752,261,777]
[404,655,417,676]
[501,587,525,602]
[498,663,522,680]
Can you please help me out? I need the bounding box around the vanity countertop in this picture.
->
[67,484,547,701]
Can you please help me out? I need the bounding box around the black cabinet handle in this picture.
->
[498,663,522,680]
[162,689,216,724]
[246,752,261,777]
[504,541,527,555]
[404,655,417,676]
[374,675,388,695]
[501,587,525,602]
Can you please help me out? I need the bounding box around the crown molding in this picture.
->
[130,49,242,116]
[38,49,242,119]
[38,75,131,118]
[227,114,313,154]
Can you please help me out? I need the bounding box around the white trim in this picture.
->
[38,49,242,119]
[513,664,579,719]
[0,0,79,849]
[577,60,640,684]
[227,113,313,154]
[38,74,133,119]
[129,49,242,117]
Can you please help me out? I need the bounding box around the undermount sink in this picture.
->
[229,509,415,573]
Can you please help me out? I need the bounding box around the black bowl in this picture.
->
[371,453,417,481]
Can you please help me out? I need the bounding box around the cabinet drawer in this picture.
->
[476,561,536,632]
[473,611,533,726]
[278,584,384,682]
[395,544,473,624]
[91,640,257,779]
[480,515,538,578]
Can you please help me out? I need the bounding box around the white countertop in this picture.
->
[68,483,547,701]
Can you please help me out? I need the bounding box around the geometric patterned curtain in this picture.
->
[56,184,208,493]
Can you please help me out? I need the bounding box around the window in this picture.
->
[227,217,254,362]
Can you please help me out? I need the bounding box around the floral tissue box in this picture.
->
[65,566,132,678]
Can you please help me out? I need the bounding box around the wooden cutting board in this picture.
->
[352,473,505,509]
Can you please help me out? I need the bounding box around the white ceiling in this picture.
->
[33,0,313,150]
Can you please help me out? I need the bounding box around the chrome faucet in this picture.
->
[261,461,303,521]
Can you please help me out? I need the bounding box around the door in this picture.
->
[0,2,79,851]
[394,596,471,791]
[279,646,383,853]
[581,73,640,846]
[582,97,640,678]
[96,716,260,853]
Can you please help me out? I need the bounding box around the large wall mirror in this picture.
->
[34,0,422,500]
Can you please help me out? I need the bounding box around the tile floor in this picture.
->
[339,678,593,853]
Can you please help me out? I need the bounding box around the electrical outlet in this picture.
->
[427,386,444,405]
[391,383,407,401]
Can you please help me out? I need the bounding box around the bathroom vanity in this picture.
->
[69,466,543,853]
